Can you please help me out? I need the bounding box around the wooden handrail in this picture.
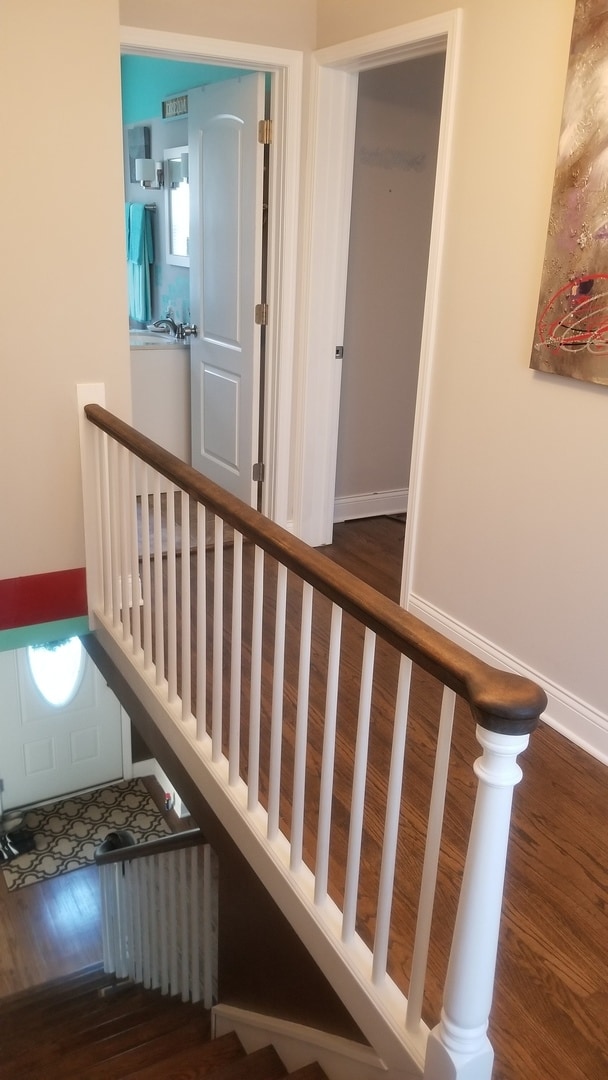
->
[85,404,547,735]
[94,827,205,867]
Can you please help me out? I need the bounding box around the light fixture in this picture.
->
[135,158,164,189]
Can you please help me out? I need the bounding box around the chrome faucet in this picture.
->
[152,316,179,336]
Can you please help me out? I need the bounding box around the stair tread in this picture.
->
[0,963,110,1016]
[201,1044,288,1080]
[59,1013,210,1079]
[121,1030,246,1078]
[286,1065,330,1080]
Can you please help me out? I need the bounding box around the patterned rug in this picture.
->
[1,778,172,892]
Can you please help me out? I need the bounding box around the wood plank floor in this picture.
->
[1,516,606,1080]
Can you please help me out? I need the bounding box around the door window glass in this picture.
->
[27,638,85,707]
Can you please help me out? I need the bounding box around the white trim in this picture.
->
[408,593,608,767]
[119,27,303,531]
[334,489,408,523]
[132,755,191,816]
[212,1005,390,1080]
[292,10,463,564]
[93,614,429,1076]
[120,706,133,780]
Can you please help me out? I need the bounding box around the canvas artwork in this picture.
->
[531,0,608,386]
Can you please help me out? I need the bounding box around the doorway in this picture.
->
[119,27,304,528]
[332,52,446,586]
[293,11,462,610]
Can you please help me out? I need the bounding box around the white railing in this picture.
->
[80,400,546,1080]
[96,830,217,1007]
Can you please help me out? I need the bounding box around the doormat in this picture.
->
[1,778,172,892]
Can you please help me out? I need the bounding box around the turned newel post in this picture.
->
[424,717,534,1080]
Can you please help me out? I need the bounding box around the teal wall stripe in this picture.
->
[0,617,91,654]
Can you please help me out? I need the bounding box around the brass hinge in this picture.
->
[255,302,268,326]
[252,462,265,483]
[258,119,272,145]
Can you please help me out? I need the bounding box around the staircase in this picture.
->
[0,965,328,1080]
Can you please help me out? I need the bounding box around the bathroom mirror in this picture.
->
[164,145,189,266]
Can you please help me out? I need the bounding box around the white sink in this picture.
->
[129,330,176,347]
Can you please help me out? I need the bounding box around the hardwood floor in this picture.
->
[325,517,608,1080]
[1,515,606,1080]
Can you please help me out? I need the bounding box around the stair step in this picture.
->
[201,1044,288,1080]
[287,1064,330,1079]
[61,1012,210,1079]
[122,1030,246,1077]
[0,962,110,1018]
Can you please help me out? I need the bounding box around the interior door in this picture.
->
[0,641,123,811]
[188,74,266,505]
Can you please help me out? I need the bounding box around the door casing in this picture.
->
[292,10,463,611]
[119,25,303,529]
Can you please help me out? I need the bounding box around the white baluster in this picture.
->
[182,847,191,1001]
[373,654,412,983]
[109,439,121,628]
[190,846,201,1004]
[159,853,169,994]
[167,486,178,703]
[196,503,207,740]
[290,582,313,872]
[248,546,264,811]
[152,473,165,686]
[212,515,224,762]
[129,455,141,654]
[229,531,244,785]
[118,445,131,640]
[169,850,179,995]
[268,563,287,841]
[314,603,342,906]
[181,491,192,721]
[140,467,153,671]
[98,430,112,618]
[424,726,530,1080]
[407,687,456,1032]
[342,627,376,943]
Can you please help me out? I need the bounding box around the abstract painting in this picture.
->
[531,0,608,386]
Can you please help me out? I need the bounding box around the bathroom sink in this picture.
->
[129,330,177,346]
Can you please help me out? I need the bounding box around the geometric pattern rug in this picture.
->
[1,778,172,892]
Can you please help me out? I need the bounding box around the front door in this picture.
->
[0,640,123,811]
[188,73,266,506]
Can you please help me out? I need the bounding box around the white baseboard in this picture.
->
[132,757,190,817]
[334,488,408,523]
[408,593,608,766]
[212,1005,390,1080]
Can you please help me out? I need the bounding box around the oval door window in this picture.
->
[27,637,85,707]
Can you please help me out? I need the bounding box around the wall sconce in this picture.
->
[135,158,164,189]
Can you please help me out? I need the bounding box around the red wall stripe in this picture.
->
[0,568,87,631]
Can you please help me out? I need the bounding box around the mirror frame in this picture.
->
[164,144,189,267]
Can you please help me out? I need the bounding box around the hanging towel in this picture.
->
[126,203,154,323]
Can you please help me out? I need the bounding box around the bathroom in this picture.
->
[121,55,246,463]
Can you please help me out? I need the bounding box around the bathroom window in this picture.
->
[27,637,85,707]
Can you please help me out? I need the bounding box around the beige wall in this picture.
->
[119,0,316,50]
[321,2,608,730]
[3,0,606,746]
[1,0,130,579]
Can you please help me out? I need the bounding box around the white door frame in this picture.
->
[119,26,303,529]
[292,10,462,609]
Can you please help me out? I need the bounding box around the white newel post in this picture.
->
[424,726,530,1080]
[77,384,106,621]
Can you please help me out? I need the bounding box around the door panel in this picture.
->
[0,643,123,811]
[189,74,265,504]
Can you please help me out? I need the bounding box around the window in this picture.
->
[27,637,85,707]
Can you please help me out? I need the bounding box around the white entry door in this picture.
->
[188,74,266,506]
[0,640,124,811]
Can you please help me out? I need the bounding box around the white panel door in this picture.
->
[189,74,265,505]
[0,642,123,811]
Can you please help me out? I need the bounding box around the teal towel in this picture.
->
[126,203,154,322]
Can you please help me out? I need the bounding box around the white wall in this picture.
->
[318,1,608,760]
[335,54,444,514]
[1,0,130,580]
[119,0,317,50]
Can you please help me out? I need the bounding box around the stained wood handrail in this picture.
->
[94,827,205,867]
[85,404,547,734]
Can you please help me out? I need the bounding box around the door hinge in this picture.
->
[252,462,265,483]
[255,302,268,326]
[258,119,272,145]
